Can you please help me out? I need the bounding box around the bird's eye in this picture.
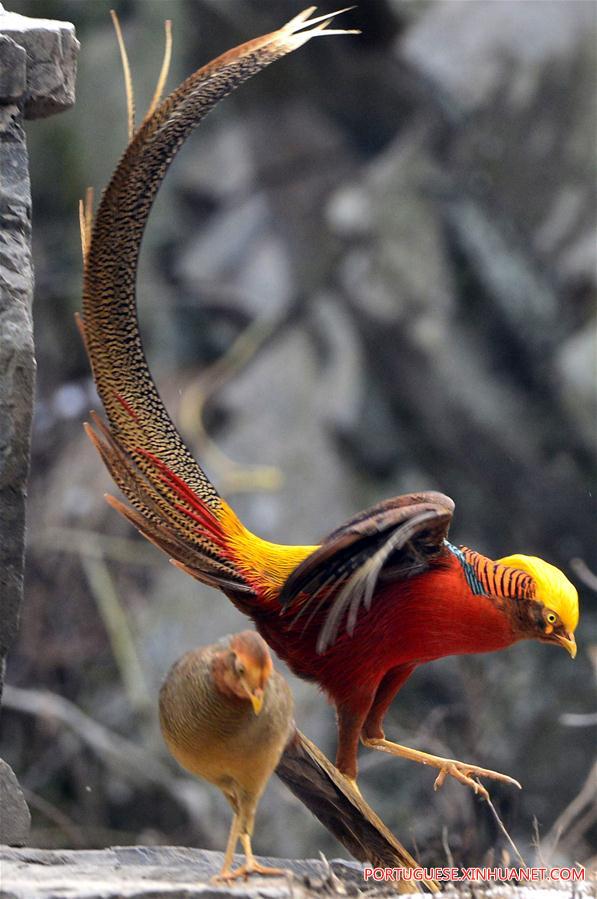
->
[236,663,245,676]
[546,612,557,625]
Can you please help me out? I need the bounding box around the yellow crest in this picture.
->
[497,554,579,634]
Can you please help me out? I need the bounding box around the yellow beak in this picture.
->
[556,633,577,659]
[249,688,264,715]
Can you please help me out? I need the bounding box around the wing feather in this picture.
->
[279,493,454,653]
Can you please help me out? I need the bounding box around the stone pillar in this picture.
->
[0,4,78,846]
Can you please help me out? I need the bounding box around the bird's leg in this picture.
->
[235,832,288,879]
[335,700,373,796]
[362,665,415,740]
[214,809,287,881]
[361,737,521,798]
[361,666,520,799]
[212,813,242,883]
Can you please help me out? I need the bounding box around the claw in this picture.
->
[362,736,521,800]
[212,862,287,883]
[433,761,517,801]
[433,768,447,791]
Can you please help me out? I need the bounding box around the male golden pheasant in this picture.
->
[160,631,293,882]
[81,6,579,813]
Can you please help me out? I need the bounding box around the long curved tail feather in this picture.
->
[81,11,350,602]
[82,8,358,512]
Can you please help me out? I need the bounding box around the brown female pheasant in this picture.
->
[160,631,293,882]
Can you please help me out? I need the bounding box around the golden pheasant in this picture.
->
[81,4,579,823]
[81,10,439,888]
[160,631,293,881]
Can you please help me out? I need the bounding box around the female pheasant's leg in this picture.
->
[361,667,521,799]
[215,807,287,881]
[212,813,241,882]
[235,832,288,879]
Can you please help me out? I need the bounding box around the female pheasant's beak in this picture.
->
[249,688,264,715]
[229,631,273,714]
[555,632,577,659]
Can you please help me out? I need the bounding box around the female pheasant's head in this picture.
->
[215,631,274,715]
[499,554,579,658]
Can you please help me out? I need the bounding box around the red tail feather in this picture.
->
[137,448,226,539]
[113,390,140,423]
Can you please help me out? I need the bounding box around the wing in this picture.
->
[279,492,454,653]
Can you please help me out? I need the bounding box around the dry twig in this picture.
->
[79,545,151,715]
[477,781,527,869]
[544,759,597,858]
[3,684,209,828]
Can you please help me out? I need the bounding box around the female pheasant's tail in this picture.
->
[277,730,439,893]
[81,10,355,604]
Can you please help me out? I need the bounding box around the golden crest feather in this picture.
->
[497,554,579,634]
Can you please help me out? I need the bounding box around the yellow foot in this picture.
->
[432,760,521,800]
[212,862,288,883]
[362,737,521,800]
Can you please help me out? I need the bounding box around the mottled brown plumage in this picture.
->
[161,632,433,890]
[160,631,293,881]
[160,631,293,880]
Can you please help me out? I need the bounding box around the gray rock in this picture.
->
[556,321,597,450]
[0,31,35,696]
[442,197,560,350]
[0,6,79,845]
[402,0,596,115]
[173,117,255,203]
[326,184,374,239]
[0,7,79,687]
[338,126,455,327]
[0,845,366,899]
[0,32,25,101]
[218,323,359,543]
[1,845,593,898]
[310,294,365,437]
[402,0,597,298]
[176,195,294,321]
[0,5,78,118]
[0,758,30,845]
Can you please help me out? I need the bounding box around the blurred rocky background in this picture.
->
[2,0,596,876]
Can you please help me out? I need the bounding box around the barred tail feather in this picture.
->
[277,730,438,893]
[81,9,354,605]
[85,413,252,595]
[82,8,357,520]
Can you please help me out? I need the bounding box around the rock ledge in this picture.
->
[0,846,365,899]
